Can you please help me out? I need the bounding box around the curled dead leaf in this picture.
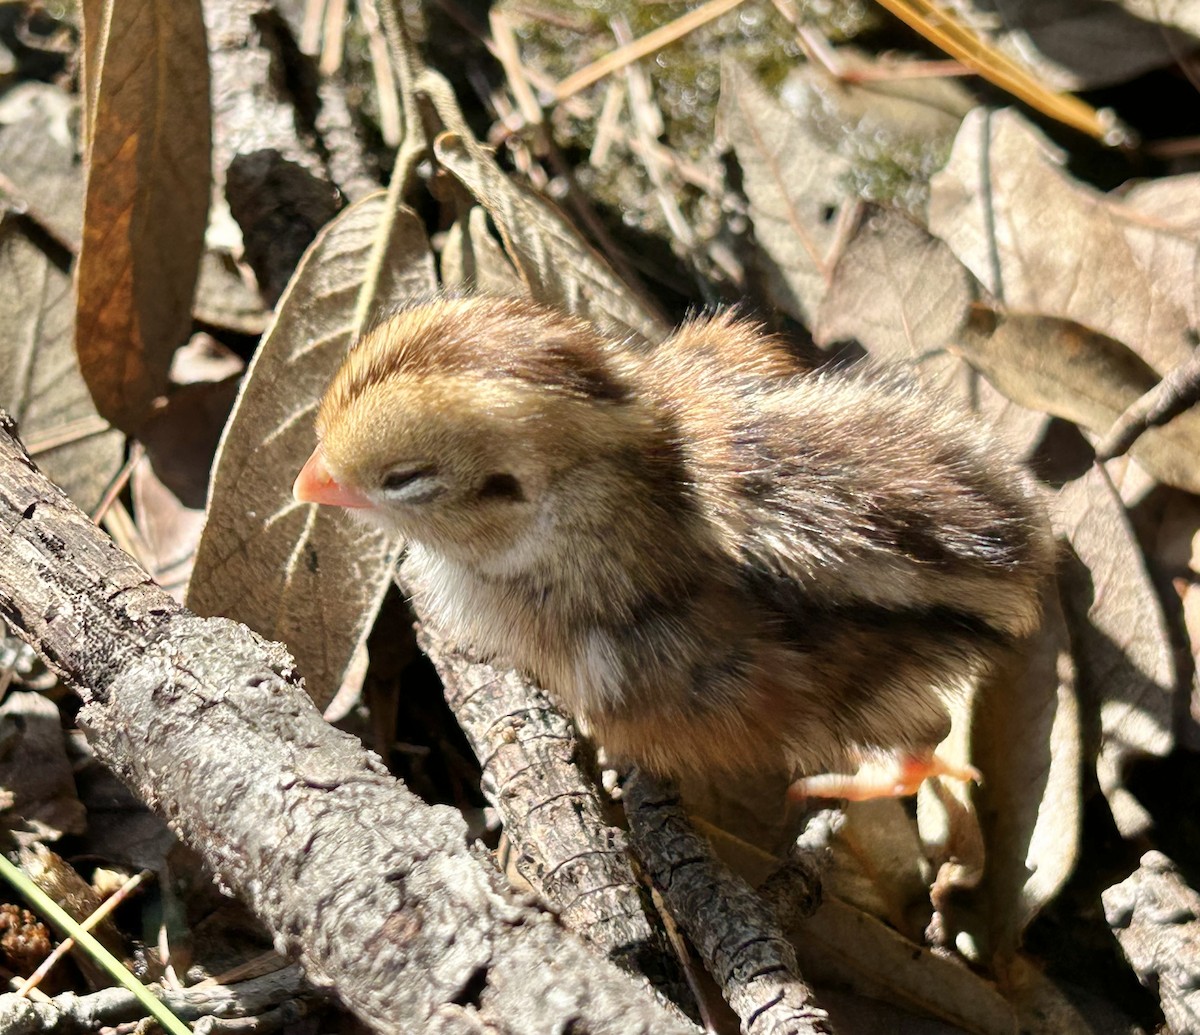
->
[966,578,1081,959]
[188,195,435,706]
[954,311,1200,494]
[1053,467,1176,836]
[75,0,211,434]
[441,205,524,296]
[431,128,668,345]
[931,109,1196,374]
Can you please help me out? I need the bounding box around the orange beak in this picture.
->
[293,447,375,509]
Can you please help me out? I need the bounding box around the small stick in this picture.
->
[1095,349,1200,461]
[490,9,546,132]
[624,771,836,1035]
[90,441,143,527]
[23,415,112,456]
[17,871,150,997]
[552,0,747,103]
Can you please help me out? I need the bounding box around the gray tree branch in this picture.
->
[0,413,699,1035]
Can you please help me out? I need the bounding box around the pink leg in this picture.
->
[788,753,982,802]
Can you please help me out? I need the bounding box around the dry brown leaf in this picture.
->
[134,379,241,603]
[1123,173,1200,234]
[131,460,207,605]
[819,209,1048,458]
[188,195,435,706]
[995,954,1095,1035]
[778,60,973,216]
[416,65,666,343]
[828,799,931,942]
[967,578,1081,959]
[954,311,1200,494]
[1153,494,1200,750]
[74,0,211,433]
[676,768,805,879]
[930,109,1197,374]
[0,221,122,513]
[1053,467,1176,836]
[789,897,1019,1035]
[440,205,524,296]
[951,0,1194,91]
[1118,0,1200,34]
[817,206,972,358]
[0,83,82,251]
[0,691,86,846]
[193,250,269,337]
[716,60,852,328]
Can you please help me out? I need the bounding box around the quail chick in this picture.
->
[294,297,1053,798]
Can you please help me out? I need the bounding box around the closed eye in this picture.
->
[380,466,445,503]
[383,466,437,491]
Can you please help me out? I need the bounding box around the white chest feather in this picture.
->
[401,544,626,718]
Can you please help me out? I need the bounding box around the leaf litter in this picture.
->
[2,0,1200,1031]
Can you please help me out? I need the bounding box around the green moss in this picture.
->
[509,0,881,158]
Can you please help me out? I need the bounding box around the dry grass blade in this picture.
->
[17,869,147,997]
[188,195,435,707]
[0,83,83,253]
[870,0,1131,145]
[421,70,669,344]
[552,0,747,103]
[75,0,211,434]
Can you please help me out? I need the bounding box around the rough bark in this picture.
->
[0,964,310,1034]
[0,414,700,1035]
[625,772,835,1035]
[418,624,691,1007]
[1104,850,1200,1034]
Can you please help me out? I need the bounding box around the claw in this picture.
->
[788,753,982,802]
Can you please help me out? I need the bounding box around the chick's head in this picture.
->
[295,297,643,560]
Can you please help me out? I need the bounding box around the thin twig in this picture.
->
[553,0,747,103]
[433,0,594,122]
[1095,348,1200,461]
[589,80,627,167]
[358,0,402,146]
[22,415,112,456]
[318,0,348,76]
[90,442,143,527]
[624,771,836,1035]
[490,9,545,132]
[870,0,1135,146]
[17,871,150,997]
[612,15,695,249]
[299,0,326,55]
